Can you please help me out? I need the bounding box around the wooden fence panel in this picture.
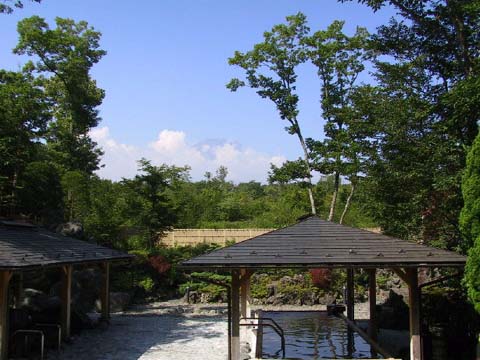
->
[157,229,274,247]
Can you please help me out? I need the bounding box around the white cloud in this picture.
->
[150,130,187,153]
[90,127,140,180]
[90,126,286,183]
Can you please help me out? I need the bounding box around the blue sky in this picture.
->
[1,0,396,182]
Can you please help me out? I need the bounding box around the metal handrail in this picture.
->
[34,323,62,351]
[12,329,44,360]
[240,317,286,359]
[241,316,285,338]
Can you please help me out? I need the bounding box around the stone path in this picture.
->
[51,312,227,360]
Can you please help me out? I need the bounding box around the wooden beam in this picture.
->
[100,262,111,322]
[406,268,422,360]
[346,268,354,321]
[339,313,394,359]
[60,265,73,340]
[0,271,12,360]
[368,269,377,341]
[231,270,241,360]
[392,267,410,285]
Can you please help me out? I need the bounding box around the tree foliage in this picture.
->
[0,0,40,14]
[14,16,106,174]
[462,131,480,312]
[304,20,371,221]
[227,13,317,214]
[0,16,106,222]
[344,0,480,248]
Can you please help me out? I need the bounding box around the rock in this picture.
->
[280,276,294,286]
[187,290,200,304]
[317,294,336,305]
[95,292,131,313]
[22,288,59,312]
[293,274,305,284]
[56,222,84,238]
[110,292,131,312]
[266,284,276,297]
[377,290,409,330]
[200,292,213,303]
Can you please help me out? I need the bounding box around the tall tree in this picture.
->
[14,16,106,174]
[0,69,50,216]
[342,0,480,245]
[461,130,480,312]
[227,13,317,215]
[304,20,370,221]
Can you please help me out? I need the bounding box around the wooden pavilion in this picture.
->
[182,215,467,360]
[0,221,133,360]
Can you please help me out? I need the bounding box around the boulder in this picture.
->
[377,290,409,330]
[56,222,83,238]
[110,292,131,312]
[50,268,103,313]
[95,292,131,313]
[22,288,60,312]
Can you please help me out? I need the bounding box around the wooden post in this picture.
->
[100,262,111,322]
[368,269,377,341]
[13,273,24,309]
[406,268,422,360]
[240,269,253,352]
[60,265,72,340]
[0,271,12,360]
[240,269,252,319]
[231,270,241,360]
[346,268,354,321]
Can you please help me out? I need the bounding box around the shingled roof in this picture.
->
[182,216,466,269]
[0,221,132,270]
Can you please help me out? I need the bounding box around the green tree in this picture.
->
[0,0,40,14]
[83,178,126,247]
[342,0,480,246]
[462,131,480,312]
[227,13,317,215]
[61,170,90,222]
[460,130,480,248]
[14,16,106,174]
[0,69,50,216]
[17,160,63,223]
[304,20,370,222]
[124,159,189,249]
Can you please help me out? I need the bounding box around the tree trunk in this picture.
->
[10,167,18,217]
[294,121,316,215]
[339,180,356,224]
[328,171,340,221]
[68,190,74,222]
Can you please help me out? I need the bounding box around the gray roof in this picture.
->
[0,222,133,270]
[182,216,466,269]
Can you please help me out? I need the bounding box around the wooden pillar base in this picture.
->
[100,262,111,322]
[346,268,354,321]
[406,268,422,360]
[231,270,240,360]
[60,265,72,340]
[0,271,12,360]
[368,269,377,340]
